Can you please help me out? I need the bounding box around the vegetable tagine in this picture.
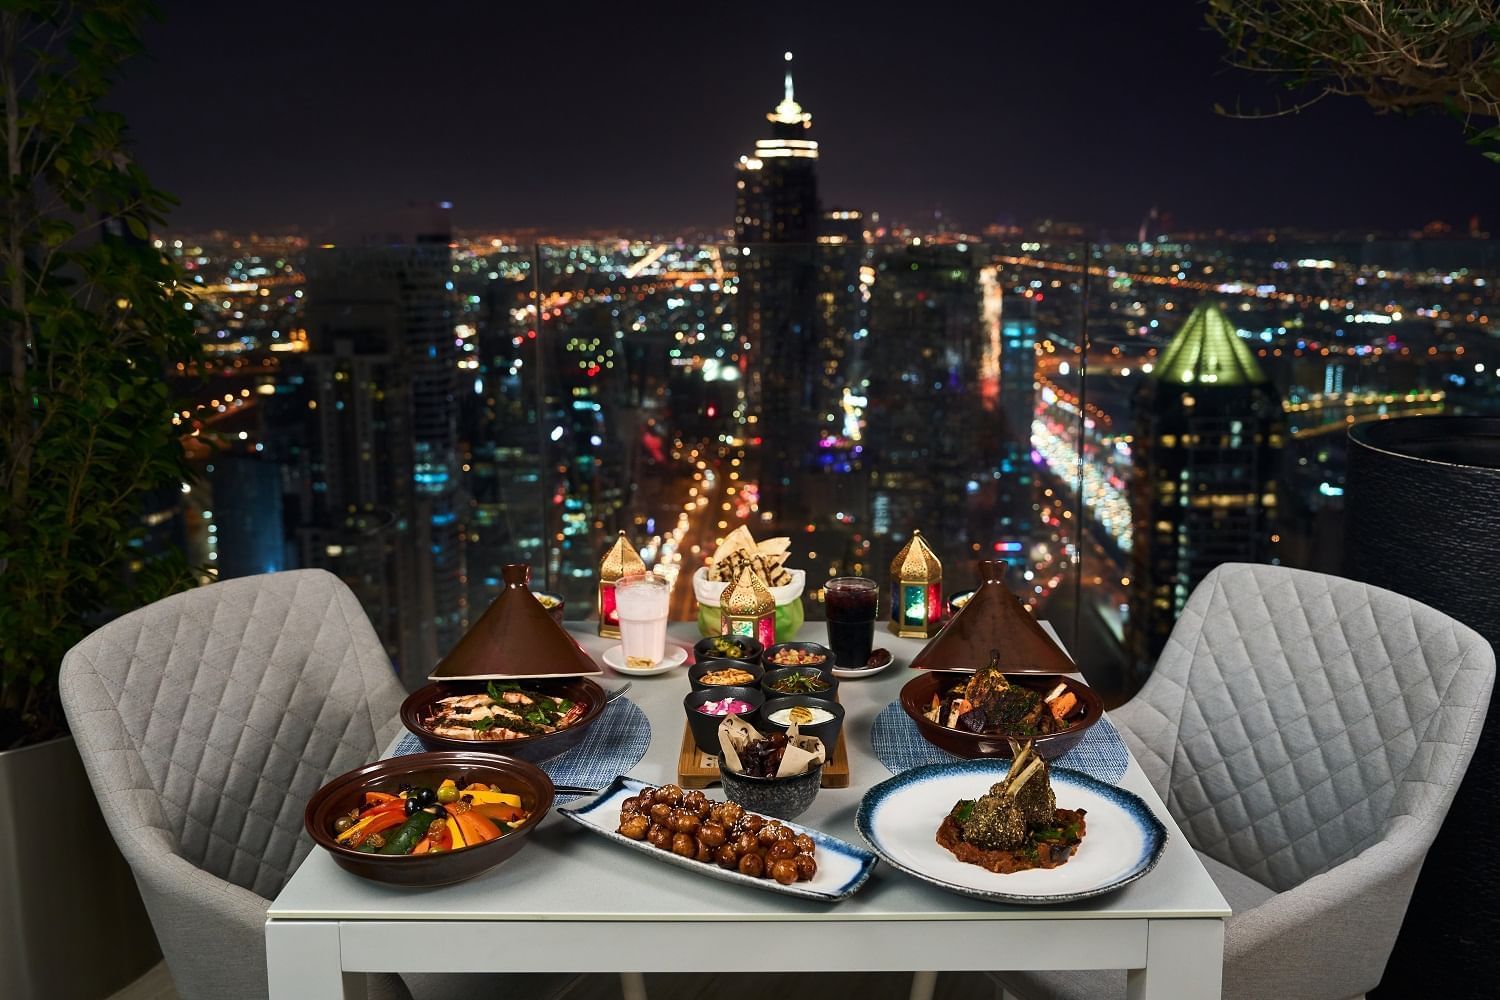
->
[425,681,587,741]
[332,778,532,855]
[616,783,819,884]
[924,653,1081,738]
[937,741,1086,873]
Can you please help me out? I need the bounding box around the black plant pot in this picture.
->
[1345,416,1500,998]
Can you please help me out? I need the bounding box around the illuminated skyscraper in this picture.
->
[284,210,463,686]
[1129,301,1284,664]
[734,53,820,524]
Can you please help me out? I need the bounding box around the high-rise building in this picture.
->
[278,210,462,687]
[734,53,820,524]
[1129,301,1284,664]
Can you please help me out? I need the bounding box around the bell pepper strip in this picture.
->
[461,790,522,807]
[364,791,401,806]
[454,810,500,845]
[337,808,406,846]
[445,815,467,849]
[473,802,526,824]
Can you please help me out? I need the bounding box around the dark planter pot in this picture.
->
[1345,417,1500,998]
[0,736,161,998]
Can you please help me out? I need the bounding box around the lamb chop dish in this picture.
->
[936,740,1086,873]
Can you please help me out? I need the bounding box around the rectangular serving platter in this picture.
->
[558,774,877,902]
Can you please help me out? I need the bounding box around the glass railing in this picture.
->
[161,232,1500,697]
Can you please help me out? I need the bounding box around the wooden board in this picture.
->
[677,722,851,789]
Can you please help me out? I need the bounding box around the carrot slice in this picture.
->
[455,810,499,844]
[474,802,526,824]
[364,791,400,806]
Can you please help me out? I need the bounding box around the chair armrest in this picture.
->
[1224,826,1425,1000]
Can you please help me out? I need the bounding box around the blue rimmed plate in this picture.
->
[559,775,877,902]
[857,761,1166,905]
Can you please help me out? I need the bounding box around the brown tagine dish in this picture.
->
[936,740,1086,873]
[616,783,820,886]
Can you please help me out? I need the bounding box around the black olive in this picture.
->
[404,797,419,816]
[411,787,437,807]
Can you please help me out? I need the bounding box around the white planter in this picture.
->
[0,735,161,998]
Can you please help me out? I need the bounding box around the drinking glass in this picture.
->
[824,576,878,668]
[615,572,670,667]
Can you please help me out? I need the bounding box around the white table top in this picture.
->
[270,622,1228,923]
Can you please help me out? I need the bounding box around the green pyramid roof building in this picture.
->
[1153,301,1268,386]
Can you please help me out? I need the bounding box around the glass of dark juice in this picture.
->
[825,577,878,668]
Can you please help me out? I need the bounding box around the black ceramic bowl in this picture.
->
[688,658,765,692]
[305,751,553,887]
[759,695,845,754]
[401,677,606,763]
[899,671,1103,760]
[760,664,839,702]
[763,640,834,671]
[693,634,763,665]
[531,590,566,625]
[683,686,764,755]
[718,760,824,820]
[946,589,975,620]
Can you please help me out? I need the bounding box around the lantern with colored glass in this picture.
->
[597,530,646,638]
[720,567,777,648]
[889,529,943,638]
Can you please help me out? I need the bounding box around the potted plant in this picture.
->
[1,4,199,996]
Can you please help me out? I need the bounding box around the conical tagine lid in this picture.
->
[430,563,602,680]
[909,559,1074,673]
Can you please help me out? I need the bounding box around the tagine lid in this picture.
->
[430,563,602,681]
[909,560,1075,674]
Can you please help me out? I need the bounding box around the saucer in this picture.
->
[603,644,688,676]
[832,647,896,679]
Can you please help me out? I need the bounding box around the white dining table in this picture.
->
[266,622,1229,1000]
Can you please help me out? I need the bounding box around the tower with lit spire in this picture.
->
[1128,300,1285,666]
[734,52,822,524]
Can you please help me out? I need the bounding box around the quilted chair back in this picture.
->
[60,570,408,998]
[1119,563,1494,892]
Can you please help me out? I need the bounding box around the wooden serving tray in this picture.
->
[677,722,851,789]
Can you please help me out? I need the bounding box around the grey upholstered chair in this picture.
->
[60,569,413,1000]
[999,563,1495,1000]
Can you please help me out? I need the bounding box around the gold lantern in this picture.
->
[889,529,943,638]
[720,566,777,648]
[597,530,646,638]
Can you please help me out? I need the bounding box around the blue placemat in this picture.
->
[388,697,652,801]
[870,700,1130,783]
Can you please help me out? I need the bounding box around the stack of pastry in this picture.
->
[708,526,793,587]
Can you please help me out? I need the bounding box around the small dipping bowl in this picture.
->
[763,640,834,671]
[759,696,845,755]
[531,590,566,625]
[693,634,763,666]
[761,664,839,702]
[688,658,766,693]
[683,686,765,755]
[718,760,824,820]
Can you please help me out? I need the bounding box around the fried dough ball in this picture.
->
[649,803,672,825]
[715,845,739,869]
[794,833,815,854]
[757,826,780,847]
[671,832,695,857]
[654,784,683,806]
[767,839,798,861]
[620,796,642,815]
[719,802,745,827]
[683,790,709,814]
[793,854,817,880]
[769,859,799,885]
[619,814,649,840]
[698,822,727,848]
[733,832,759,855]
[694,840,713,863]
[737,852,765,878]
[670,812,700,836]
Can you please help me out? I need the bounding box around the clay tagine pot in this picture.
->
[430,563,601,680]
[908,559,1074,673]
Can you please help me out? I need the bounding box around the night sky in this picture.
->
[113,1,1500,236]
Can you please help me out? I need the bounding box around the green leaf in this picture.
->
[125,216,149,241]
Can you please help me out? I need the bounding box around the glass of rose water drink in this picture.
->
[615,572,670,668]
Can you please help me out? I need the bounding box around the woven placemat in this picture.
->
[388,697,651,801]
[870,700,1130,783]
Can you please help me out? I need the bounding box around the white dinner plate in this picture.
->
[602,644,688,676]
[559,775,877,901]
[857,760,1167,905]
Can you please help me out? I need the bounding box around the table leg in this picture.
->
[266,920,366,1000]
[910,970,938,1000]
[620,970,648,1000]
[1126,919,1224,1000]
